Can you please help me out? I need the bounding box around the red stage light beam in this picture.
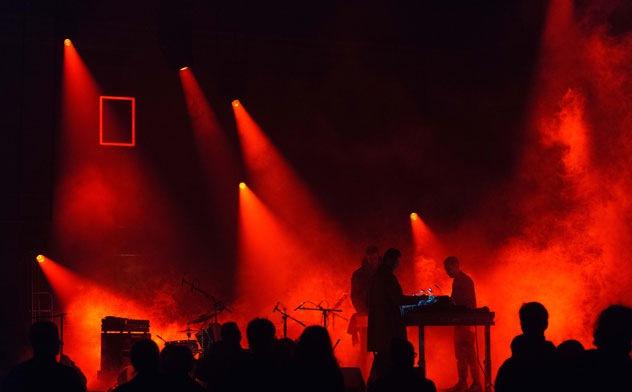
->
[237,183,308,311]
[179,67,237,225]
[232,101,352,267]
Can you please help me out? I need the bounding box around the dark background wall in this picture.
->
[1,0,553,373]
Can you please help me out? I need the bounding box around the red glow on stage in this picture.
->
[443,0,632,384]
[37,257,184,389]
[99,96,136,147]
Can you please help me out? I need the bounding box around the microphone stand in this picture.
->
[182,278,231,325]
[296,302,343,329]
[329,294,349,329]
[273,302,306,338]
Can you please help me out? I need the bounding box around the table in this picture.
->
[403,308,495,392]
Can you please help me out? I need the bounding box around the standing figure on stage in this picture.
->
[444,256,481,392]
[367,248,415,383]
[348,245,380,370]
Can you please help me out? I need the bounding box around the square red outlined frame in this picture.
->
[99,95,136,147]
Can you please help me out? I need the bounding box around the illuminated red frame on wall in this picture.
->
[99,95,136,147]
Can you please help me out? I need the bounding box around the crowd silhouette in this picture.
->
[3,303,631,392]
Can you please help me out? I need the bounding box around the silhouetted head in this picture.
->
[519,302,548,337]
[29,321,60,360]
[557,339,585,361]
[296,326,335,364]
[221,321,242,346]
[130,339,160,373]
[364,245,380,267]
[160,344,194,376]
[443,256,460,278]
[246,318,276,354]
[389,338,415,369]
[510,334,527,356]
[275,337,296,361]
[381,248,401,271]
[593,305,632,355]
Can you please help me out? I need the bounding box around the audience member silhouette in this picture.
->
[291,325,345,392]
[113,339,165,392]
[368,338,436,392]
[160,344,204,392]
[495,302,557,392]
[197,321,250,392]
[275,337,297,372]
[243,318,285,391]
[2,320,87,392]
[557,339,584,359]
[556,339,585,388]
[576,305,632,391]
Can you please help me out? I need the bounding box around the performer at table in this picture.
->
[444,256,481,392]
[348,245,380,369]
[367,248,418,382]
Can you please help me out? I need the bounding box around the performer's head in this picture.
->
[519,302,549,337]
[381,248,401,270]
[364,245,380,267]
[443,256,460,278]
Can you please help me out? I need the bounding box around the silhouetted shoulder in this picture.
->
[3,359,86,392]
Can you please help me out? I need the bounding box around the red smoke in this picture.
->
[423,0,632,387]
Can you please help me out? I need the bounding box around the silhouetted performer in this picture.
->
[495,302,557,392]
[352,245,380,314]
[444,256,481,392]
[197,321,250,392]
[113,339,166,392]
[160,344,204,392]
[369,338,436,392]
[349,245,379,368]
[2,321,86,392]
[368,248,416,383]
[291,326,345,392]
[576,305,632,392]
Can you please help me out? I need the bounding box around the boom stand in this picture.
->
[273,302,306,338]
[296,303,343,329]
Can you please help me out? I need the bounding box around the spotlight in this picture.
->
[232,100,240,108]
[36,255,45,263]
[64,38,71,47]
[239,182,247,190]
[410,212,419,221]
[179,66,189,71]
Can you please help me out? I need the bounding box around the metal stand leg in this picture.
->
[418,325,426,377]
[484,325,491,392]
